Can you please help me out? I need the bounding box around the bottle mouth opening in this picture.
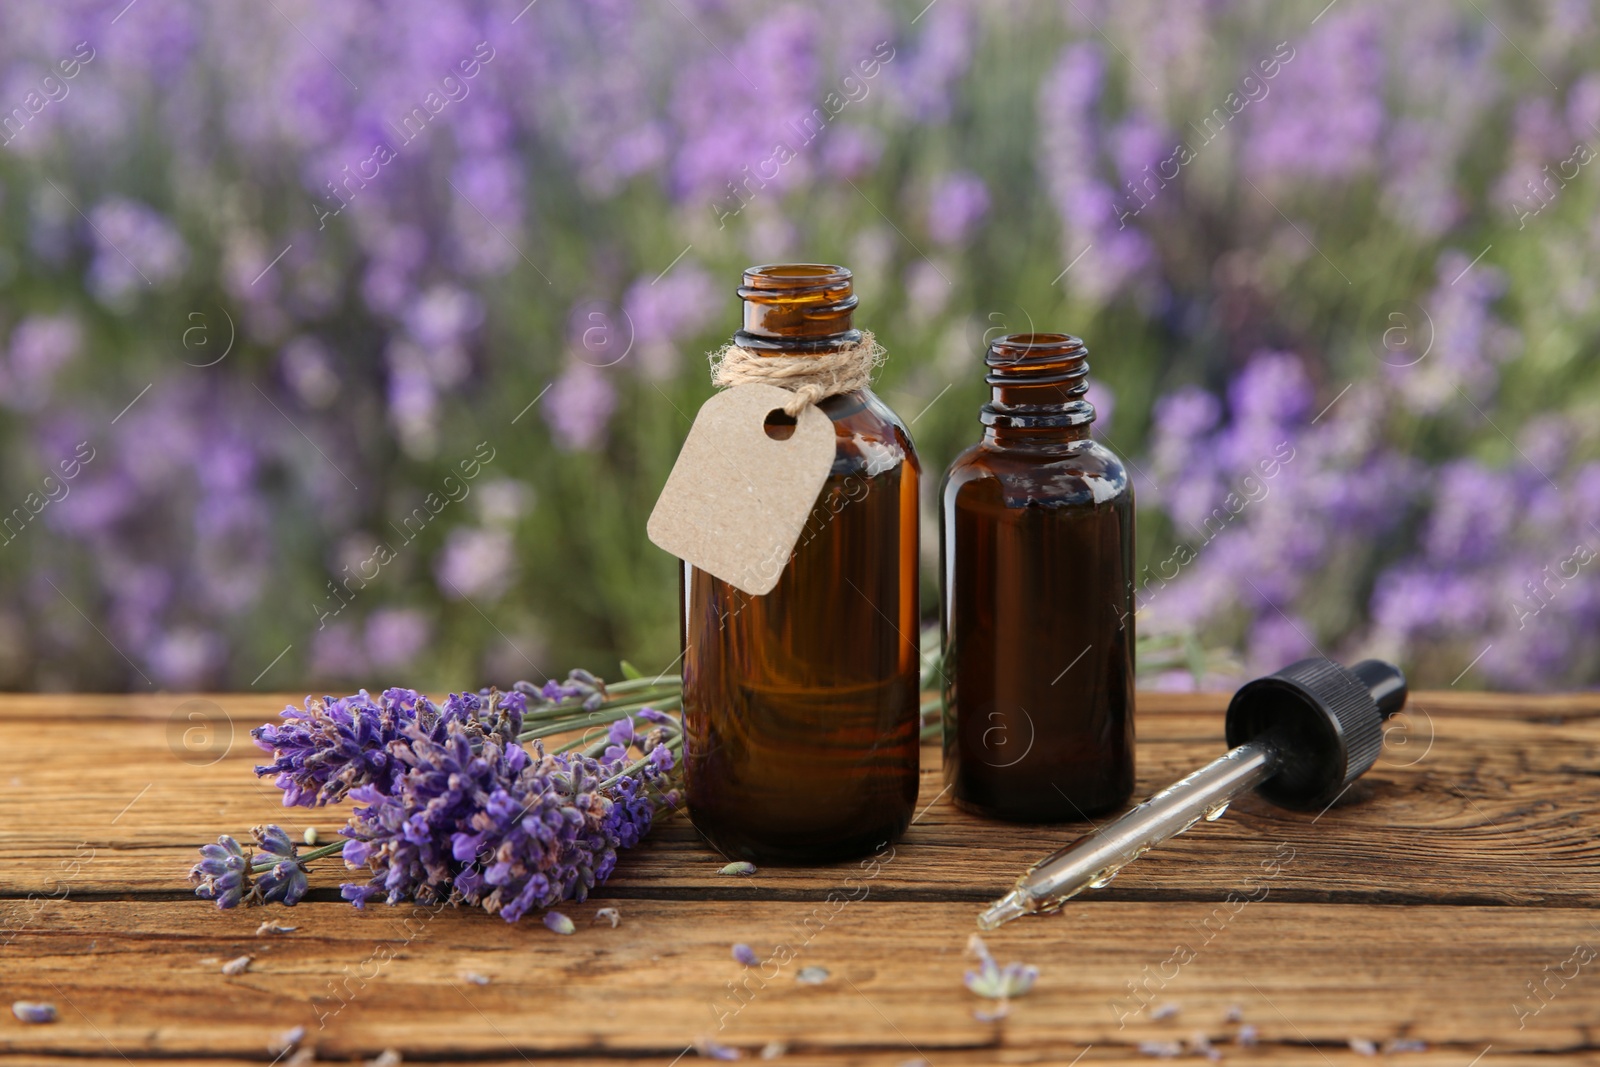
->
[742,263,853,290]
[987,332,1084,366]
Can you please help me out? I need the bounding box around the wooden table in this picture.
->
[2,691,1597,1065]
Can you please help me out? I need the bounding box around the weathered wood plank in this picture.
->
[1,900,1594,1060]
[2,699,1597,908]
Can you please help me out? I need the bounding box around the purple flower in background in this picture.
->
[364,609,432,672]
[1493,95,1577,218]
[1390,250,1515,413]
[3,314,81,411]
[904,258,952,320]
[0,2,1597,695]
[1037,42,1156,306]
[926,171,990,246]
[405,284,484,350]
[148,627,223,689]
[1568,73,1600,141]
[669,5,823,202]
[435,527,517,601]
[448,154,526,276]
[279,336,341,408]
[821,125,883,181]
[543,360,617,451]
[1110,111,1171,194]
[1152,386,1221,444]
[622,264,719,379]
[86,197,189,303]
[1089,381,1115,436]
[310,623,369,683]
[1422,460,1520,566]
[891,2,973,123]
[1246,613,1316,676]
[1227,351,1314,425]
[1244,8,1383,183]
[386,348,439,459]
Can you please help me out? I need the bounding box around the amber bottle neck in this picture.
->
[980,332,1095,446]
[735,263,861,354]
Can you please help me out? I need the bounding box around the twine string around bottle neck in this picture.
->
[708,330,885,417]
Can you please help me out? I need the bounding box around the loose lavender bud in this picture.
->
[1188,1031,1218,1061]
[594,907,620,927]
[272,1026,306,1054]
[11,1001,57,1024]
[795,966,829,985]
[1137,1040,1182,1059]
[543,911,576,935]
[1349,1037,1378,1056]
[461,972,491,985]
[964,934,1037,1000]
[964,960,1038,999]
[732,943,759,966]
[1151,1001,1180,1020]
[190,834,250,909]
[221,955,252,975]
[719,861,757,876]
[694,1036,741,1061]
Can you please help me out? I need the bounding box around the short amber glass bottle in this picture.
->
[681,264,921,863]
[940,332,1134,822]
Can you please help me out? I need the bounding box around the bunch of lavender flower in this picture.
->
[251,669,676,807]
[340,721,676,922]
[193,669,684,920]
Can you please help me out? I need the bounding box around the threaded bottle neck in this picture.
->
[735,263,860,354]
[981,332,1095,435]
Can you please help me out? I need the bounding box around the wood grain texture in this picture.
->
[2,693,1598,1062]
[5,900,1599,1060]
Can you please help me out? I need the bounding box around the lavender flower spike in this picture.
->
[252,688,526,807]
[190,834,250,909]
[249,825,310,906]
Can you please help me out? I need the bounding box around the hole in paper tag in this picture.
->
[647,383,836,596]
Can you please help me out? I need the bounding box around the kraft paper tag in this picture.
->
[647,384,835,596]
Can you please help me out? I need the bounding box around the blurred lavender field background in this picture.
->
[1,0,1597,693]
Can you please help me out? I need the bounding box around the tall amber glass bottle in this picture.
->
[941,332,1134,822]
[681,264,921,862]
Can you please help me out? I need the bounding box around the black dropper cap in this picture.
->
[1223,657,1408,810]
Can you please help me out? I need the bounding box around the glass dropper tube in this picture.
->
[978,738,1281,929]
